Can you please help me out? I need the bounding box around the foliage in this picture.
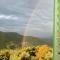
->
[0,45,53,60]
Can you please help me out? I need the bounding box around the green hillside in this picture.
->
[0,31,23,49]
[23,36,53,47]
[0,31,53,49]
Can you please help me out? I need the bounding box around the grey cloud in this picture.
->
[0,0,54,38]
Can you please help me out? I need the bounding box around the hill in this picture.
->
[0,31,23,49]
[0,31,53,49]
[22,36,53,47]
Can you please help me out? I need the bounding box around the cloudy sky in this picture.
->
[0,0,54,38]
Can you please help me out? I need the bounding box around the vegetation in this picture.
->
[0,31,53,60]
[0,31,53,49]
[0,45,53,60]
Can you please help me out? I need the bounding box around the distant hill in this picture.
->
[22,36,53,47]
[0,31,53,49]
[0,31,23,49]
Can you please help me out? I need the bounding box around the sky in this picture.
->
[0,0,54,38]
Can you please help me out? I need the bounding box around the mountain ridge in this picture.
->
[0,31,53,49]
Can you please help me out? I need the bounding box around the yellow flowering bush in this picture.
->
[0,45,53,60]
